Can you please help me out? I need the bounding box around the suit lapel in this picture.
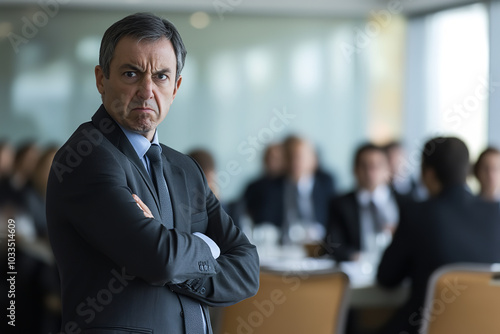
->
[349,193,362,249]
[119,138,162,213]
[91,106,161,212]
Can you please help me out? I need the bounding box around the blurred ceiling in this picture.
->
[0,0,479,17]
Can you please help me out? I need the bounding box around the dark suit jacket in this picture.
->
[246,170,335,229]
[46,106,259,334]
[325,191,360,261]
[376,185,500,334]
[326,190,407,261]
[242,174,281,225]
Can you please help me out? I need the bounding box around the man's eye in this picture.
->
[124,72,136,78]
[157,74,167,80]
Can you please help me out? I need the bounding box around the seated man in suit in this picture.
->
[243,143,285,226]
[46,13,259,334]
[326,143,400,262]
[253,135,336,244]
[376,137,500,334]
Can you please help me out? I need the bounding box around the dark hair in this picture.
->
[383,140,401,152]
[282,135,303,153]
[353,142,387,169]
[421,137,469,186]
[188,149,215,173]
[473,147,500,178]
[99,12,187,81]
[14,141,37,168]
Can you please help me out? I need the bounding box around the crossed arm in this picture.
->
[133,194,220,259]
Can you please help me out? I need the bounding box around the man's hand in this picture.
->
[133,194,154,218]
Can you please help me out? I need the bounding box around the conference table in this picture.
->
[258,244,409,309]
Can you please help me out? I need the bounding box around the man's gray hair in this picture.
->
[99,12,187,81]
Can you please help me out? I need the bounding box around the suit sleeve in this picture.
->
[170,159,260,307]
[47,144,219,286]
[376,202,414,288]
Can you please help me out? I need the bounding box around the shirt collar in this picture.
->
[118,124,160,159]
[297,174,315,196]
[356,184,391,207]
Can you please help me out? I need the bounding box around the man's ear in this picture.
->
[171,75,182,103]
[95,65,105,95]
[422,166,441,195]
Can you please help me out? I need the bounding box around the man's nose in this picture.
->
[137,76,154,100]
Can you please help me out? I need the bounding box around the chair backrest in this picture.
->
[420,263,500,334]
[218,270,350,334]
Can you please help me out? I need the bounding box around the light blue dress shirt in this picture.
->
[118,124,159,177]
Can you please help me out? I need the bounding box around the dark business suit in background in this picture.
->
[46,106,259,334]
[326,190,407,261]
[377,185,500,334]
[248,170,335,229]
[325,191,361,261]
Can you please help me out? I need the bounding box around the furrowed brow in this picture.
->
[155,68,172,75]
[119,64,144,72]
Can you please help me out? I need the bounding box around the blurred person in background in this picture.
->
[29,146,62,333]
[473,147,500,201]
[1,141,41,242]
[0,144,61,334]
[377,137,500,334]
[383,141,420,199]
[242,142,285,226]
[0,141,14,181]
[0,216,47,334]
[10,141,40,194]
[188,148,246,229]
[0,141,15,208]
[188,148,219,199]
[326,142,401,262]
[253,135,335,243]
[27,146,59,238]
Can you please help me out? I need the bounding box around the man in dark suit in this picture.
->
[243,143,285,225]
[46,13,259,334]
[326,143,401,262]
[376,137,500,334]
[250,136,335,243]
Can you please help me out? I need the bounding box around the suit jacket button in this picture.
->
[200,287,206,294]
[203,265,208,271]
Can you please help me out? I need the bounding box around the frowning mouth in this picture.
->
[132,107,155,113]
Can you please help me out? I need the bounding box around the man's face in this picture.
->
[95,36,182,140]
[478,153,500,190]
[287,142,317,182]
[355,150,390,192]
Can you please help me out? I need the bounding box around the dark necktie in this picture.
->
[368,200,384,232]
[146,144,205,333]
[146,144,173,229]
